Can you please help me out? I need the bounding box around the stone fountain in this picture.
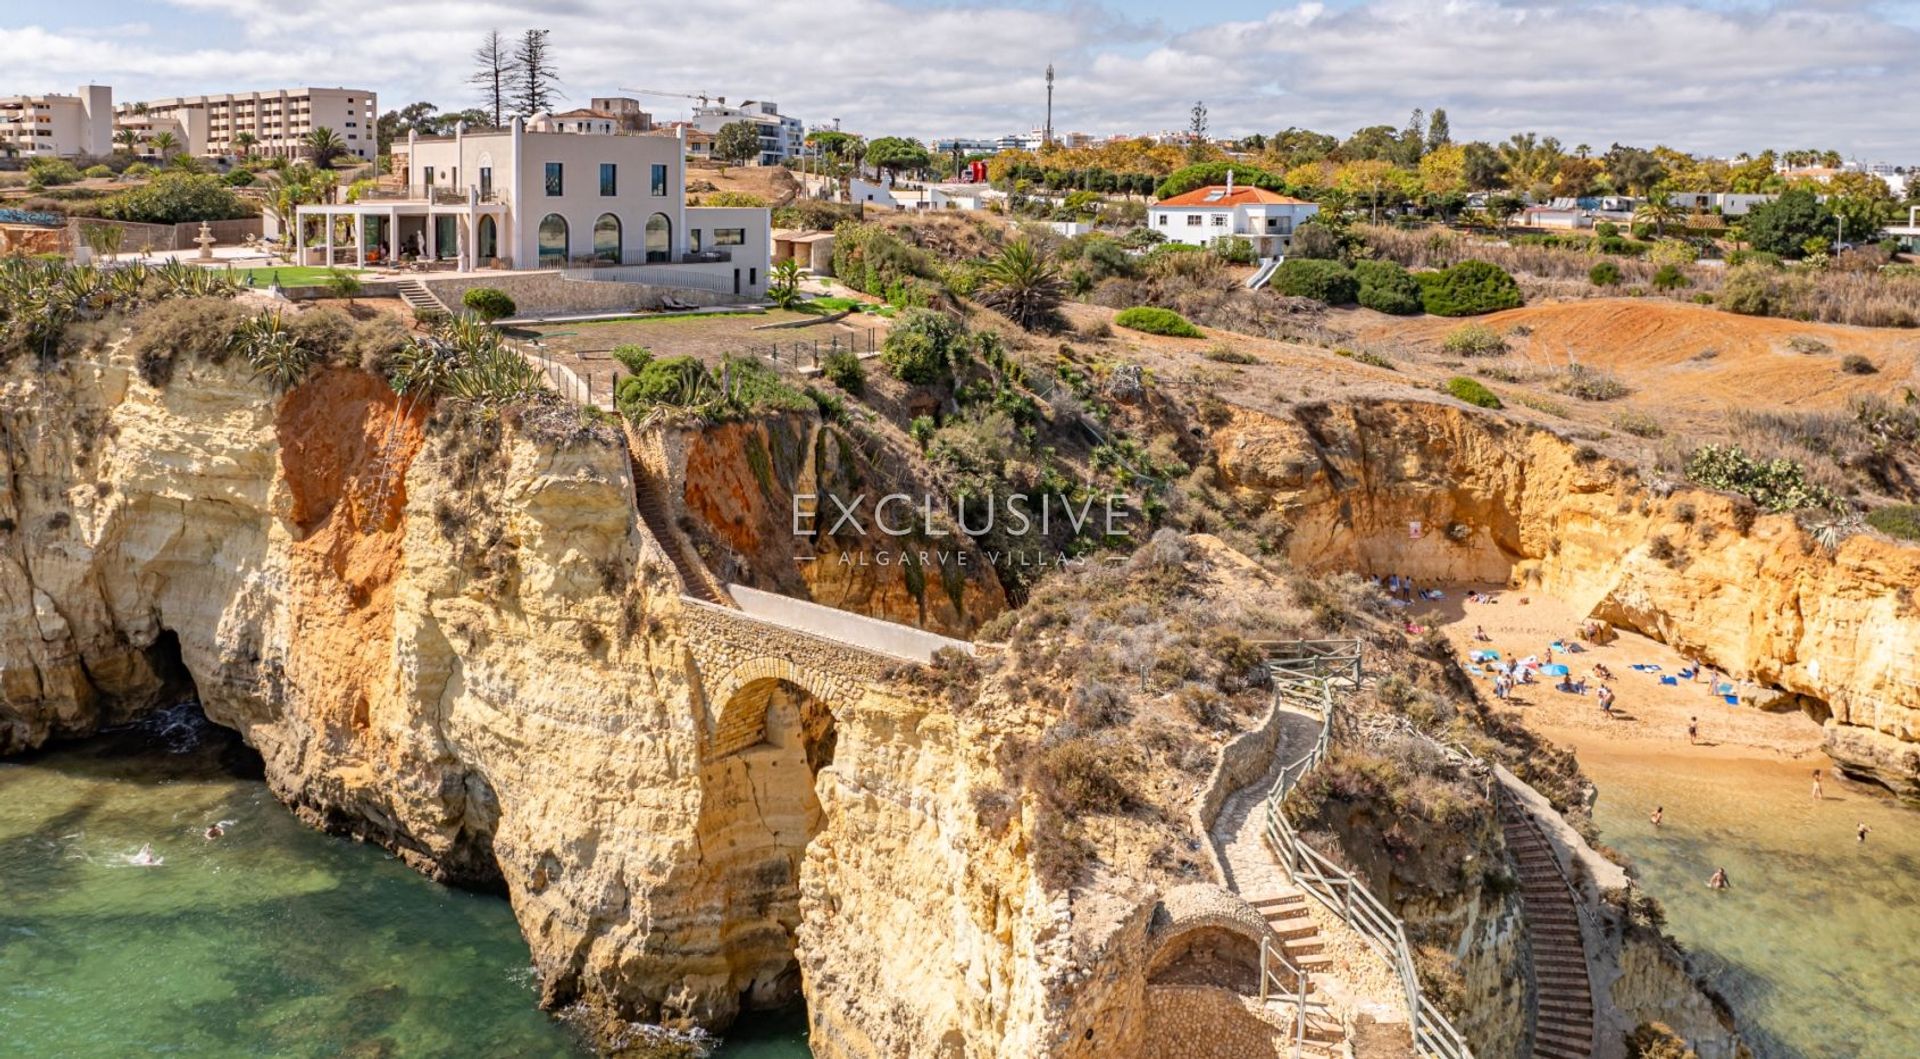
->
[194,221,217,261]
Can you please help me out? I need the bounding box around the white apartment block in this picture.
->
[119,87,377,160]
[296,117,770,299]
[691,100,802,166]
[0,85,113,159]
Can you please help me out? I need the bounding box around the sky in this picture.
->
[6,0,1920,157]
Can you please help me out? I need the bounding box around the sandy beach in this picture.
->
[1419,582,1828,763]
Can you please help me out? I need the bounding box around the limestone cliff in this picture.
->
[1210,399,1920,796]
[0,345,1079,1057]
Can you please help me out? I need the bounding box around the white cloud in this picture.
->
[8,0,1919,155]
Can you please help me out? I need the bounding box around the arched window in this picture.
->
[538,213,569,267]
[593,213,622,264]
[476,215,498,262]
[645,213,672,263]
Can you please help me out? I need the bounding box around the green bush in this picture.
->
[82,164,113,179]
[1287,222,1342,260]
[1595,221,1619,239]
[1441,323,1507,357]
[611,344,653,375]
[1651,264,1690,291]
[461,287,516,321]
[1445,376,1502,409]
[1352,259,1422,314]
[879,308,964,384]
[1114,306,1203,337]
[1718,264,1776,315]
[26,158,83,187]
[1840,354,1877,375]
[122,162,153,179]
[96,172,252,225]
[617,355,712,410]
[1270,258,1357,304]
[1685,444,1841,513]
[1866,504,1920,541]
[822,349,865,394]
[221,169,255,187]
[1589,260,1623,287]
[1152,161,1286,200]
[909,415,936,448]
[1418,260,1522,316]
[1209,235,1257,265]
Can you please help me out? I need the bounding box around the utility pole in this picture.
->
[1044,65,1054,148]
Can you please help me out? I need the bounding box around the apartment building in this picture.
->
[0,85,113,158]
[295,117,770,298]
[120,87,377,160]
[691,99,802,165]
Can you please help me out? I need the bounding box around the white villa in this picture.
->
[294,117,770,299]
[1147,178,1320,259]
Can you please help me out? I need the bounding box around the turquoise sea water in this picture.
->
[0,705,809,1058]
[1582,745,1920,1059]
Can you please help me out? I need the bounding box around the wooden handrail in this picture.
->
[1259,641,1476,1059]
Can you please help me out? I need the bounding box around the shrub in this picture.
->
[1446,376,1502,409]
[1209,235,1257,265]
[822,349,865,394]
[1718,264,1776,315]
[1840,354,1877,375]
[122,162,153,179]
[1554,364,1632,401]
[1270,258,1357,304]
[1353,259,1422,314]
[616,355,712,411]
[1614,411,1665,438]
[96,172,252,225]
[908,414,936,448]
[1287,222,1342,260]
[221,169,255,187]
[125,298,249,387]
[1204,344,1257,364]
[1038,736,1142,814]
[1651,264,1691,291]
[880,308,963,384]
[461,286,516,321]
[1595,221,1619,239]
[611,344,653,375]
[26,158,83,187]
[1685,444,1842,513]
[1441,323,1506,357]
[1589,260,1623,287]
[1114,306,1203,337]
[82,164,113,179]
[1866,504,1920,541]
[1419,259,1523,316]
[702,190,767,207]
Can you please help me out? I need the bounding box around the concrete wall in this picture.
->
[725,584,974,664]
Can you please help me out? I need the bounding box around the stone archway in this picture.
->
[693,670,842,1015]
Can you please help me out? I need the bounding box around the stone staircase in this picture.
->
[628,457,728,605]
[397,277,447,318]
[1501,813,1597,1059]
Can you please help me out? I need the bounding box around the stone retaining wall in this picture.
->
[1142,985,1284,1059]
[424,271,745,317]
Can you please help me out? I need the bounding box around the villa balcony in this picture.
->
[677,249,732,264]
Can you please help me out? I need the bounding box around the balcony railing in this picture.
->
[678,249,732,263]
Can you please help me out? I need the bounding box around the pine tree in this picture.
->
[510,29,561,117]
[470,30,509,126]
[1426,108,1451,152]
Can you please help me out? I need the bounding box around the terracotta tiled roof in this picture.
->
[1154,185,1313,208]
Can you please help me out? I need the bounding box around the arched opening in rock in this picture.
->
[696,676,838,1016]
[1145,924,1264,993]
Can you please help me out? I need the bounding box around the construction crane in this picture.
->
[619,88,720,109]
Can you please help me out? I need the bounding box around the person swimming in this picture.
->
[204,823,225,841]
[1708,866,1729,890]
[128,844,163,867]
[1650,806,1664,828]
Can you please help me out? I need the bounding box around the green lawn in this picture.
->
[216,266,366,288]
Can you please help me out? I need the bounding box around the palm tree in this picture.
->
[233,132,257,160]
[113,128,137,154]
[1635,192,1684,238]
[974,239,1063,332]
[304,126,347,169]
[148,131,178,160]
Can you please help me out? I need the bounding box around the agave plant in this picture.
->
[974,238,1064,332]
[231,310,316,393]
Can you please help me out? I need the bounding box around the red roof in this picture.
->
[1155,185,1312,208]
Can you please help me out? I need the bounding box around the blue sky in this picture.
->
[8,0,1920,156]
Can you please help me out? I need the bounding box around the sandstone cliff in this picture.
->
[1210,399,1920,797]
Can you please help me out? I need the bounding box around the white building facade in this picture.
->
[0,85,113,158]
[121,87,377,160]
[691,100,802,166]
[295,118,769,298]
[1147,183,1320,258]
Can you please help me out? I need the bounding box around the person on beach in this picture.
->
[1650,806,1664,828]
[1708,867,1729,890]
[1688,716,1699,745]
[1597,685,1615,715]
[1858,823,1872,843]
[1474,624,1491,642]
[1812,769,1824,802]
[1592,663,1613,682]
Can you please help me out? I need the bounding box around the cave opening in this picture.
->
[696,676,838,1021]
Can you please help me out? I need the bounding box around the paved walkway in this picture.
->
[1211,701,1412,1048]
